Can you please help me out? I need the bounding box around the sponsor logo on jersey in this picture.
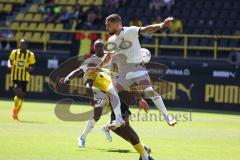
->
[18,60,25,67]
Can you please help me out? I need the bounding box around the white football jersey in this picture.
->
[107,26,143,64]
[79,53,110,72]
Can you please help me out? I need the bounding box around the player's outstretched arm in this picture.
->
[59,68,82,84]
[140,17,174,34]
[94,52,113,71]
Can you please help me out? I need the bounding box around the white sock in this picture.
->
[145,87,169,117]
[112,103,122,121]
[108,85,122,121]
[142,153,149,160]
[150,95,168,116]
[80,119,96,139]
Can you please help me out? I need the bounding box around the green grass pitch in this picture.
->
[0,100,240,160]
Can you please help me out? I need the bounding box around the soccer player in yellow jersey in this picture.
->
[59,39,124,135]
[8,38,36,121]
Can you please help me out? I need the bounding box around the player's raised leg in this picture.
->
[113,124,152,160]
[140,78,176,126]
[109,91,154,160]
[107,84,125,130]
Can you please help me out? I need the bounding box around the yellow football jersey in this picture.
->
[9,49,36,81]
[84,70,111,92]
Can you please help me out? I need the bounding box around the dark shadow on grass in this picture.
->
[20,120,46,124]
[77,147,135,153]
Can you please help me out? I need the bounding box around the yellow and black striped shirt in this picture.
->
[9,49,36,82]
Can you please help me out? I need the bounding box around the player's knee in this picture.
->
[93,107,102,121]
[144,86,157,98]
[93,112,101,121]
[139,80,151,86]
[15,88,24,99]
[93,117,100,122]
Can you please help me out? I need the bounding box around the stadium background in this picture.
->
[0,1,240,160]
[1,0,240,111]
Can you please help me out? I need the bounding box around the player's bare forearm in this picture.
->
[96,52,113,69]
[140,17,174,34]
[59,68,82,84]
[140,24,164,34]
[65,68,81,80]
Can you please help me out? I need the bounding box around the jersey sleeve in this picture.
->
[29,52,36,65]
[126,26,141,39]
[9,50,15,61]
[79,64,88,72]
[79,57,92,72]
[107,37,117,53]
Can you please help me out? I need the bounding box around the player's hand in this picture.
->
[59,77,68,84]
[138,98,149,113]
[162,17,174,28]
[25,67,32,73]
[7,60,12,68]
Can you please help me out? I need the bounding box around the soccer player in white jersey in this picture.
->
[96,14,177,126]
